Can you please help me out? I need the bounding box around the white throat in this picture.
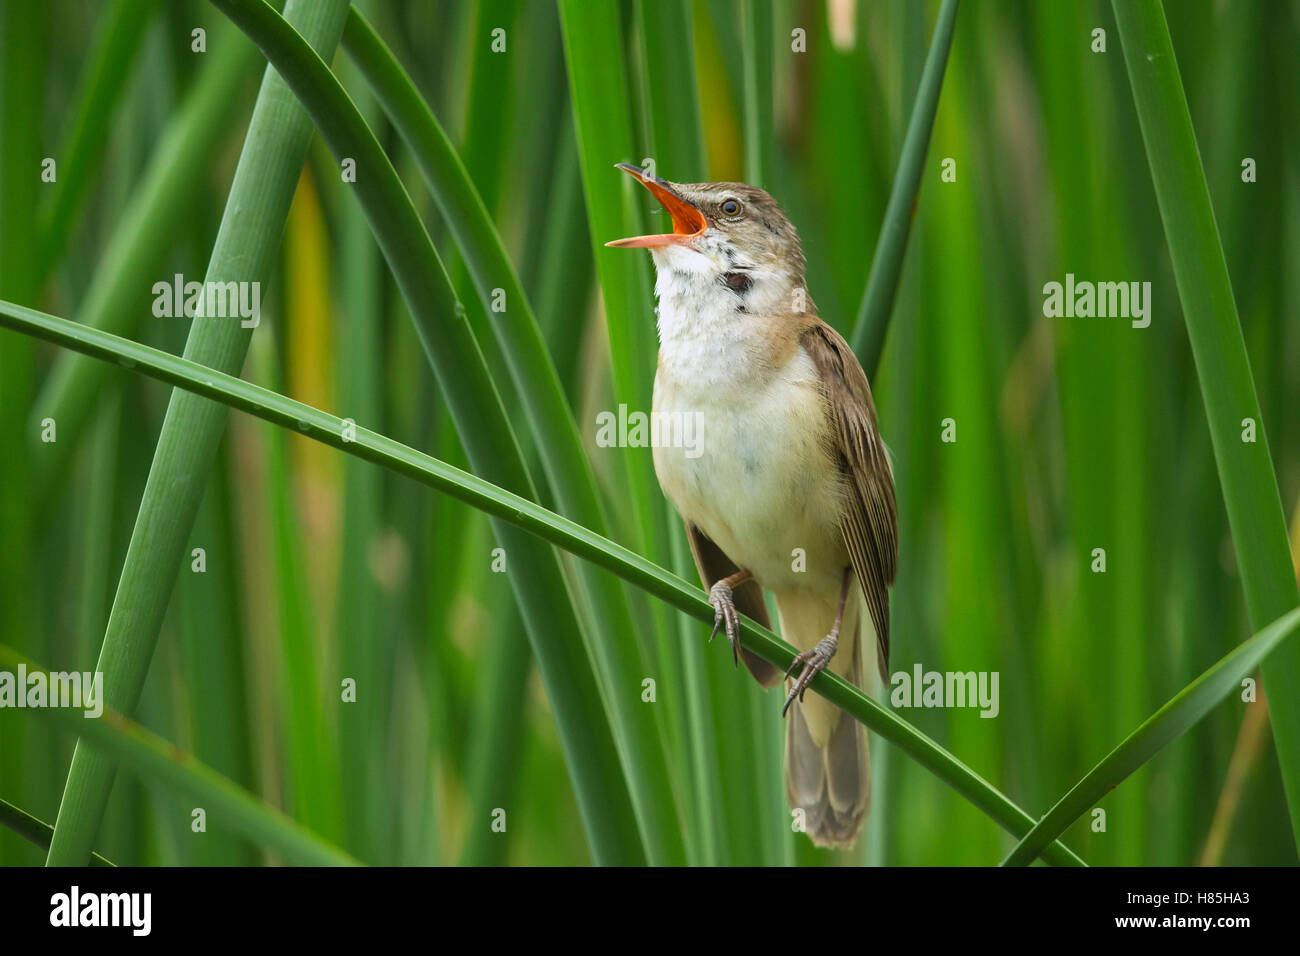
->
[648,245,757,393]
[649,242,802,389]
[651,245,742,341]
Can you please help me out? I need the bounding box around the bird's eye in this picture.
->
[720,198,742,217]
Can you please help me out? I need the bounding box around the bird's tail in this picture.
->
[783,597,872,849]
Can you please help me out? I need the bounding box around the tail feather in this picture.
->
[784,624,871,849]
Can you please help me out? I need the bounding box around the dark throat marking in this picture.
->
[721,270,752,295]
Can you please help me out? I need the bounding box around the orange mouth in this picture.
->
[605,163,708,248]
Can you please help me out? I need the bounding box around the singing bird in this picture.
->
[607,164,898,848]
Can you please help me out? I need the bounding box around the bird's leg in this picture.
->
[783,566,852,717]
[708,569,753,667]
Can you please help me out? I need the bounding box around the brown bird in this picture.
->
[607,164,898,849]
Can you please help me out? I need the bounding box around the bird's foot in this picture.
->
[782,633,838,717]
[708,580,742,667]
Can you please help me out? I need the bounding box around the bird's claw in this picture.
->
[782,634,838,717]
[708,581,741,667]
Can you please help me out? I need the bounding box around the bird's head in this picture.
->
[606,164,808,316]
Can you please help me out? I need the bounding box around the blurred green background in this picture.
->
[1,0,1297,866]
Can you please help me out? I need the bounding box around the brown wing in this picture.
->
[800,321,899,680]
[684,521,783,688]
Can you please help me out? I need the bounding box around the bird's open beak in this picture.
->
[605,163,707,248]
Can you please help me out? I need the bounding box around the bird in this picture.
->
[606,163,899,849]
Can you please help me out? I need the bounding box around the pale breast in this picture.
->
[654,345,848,593]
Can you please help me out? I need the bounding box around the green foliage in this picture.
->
[1,0,1296,867]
